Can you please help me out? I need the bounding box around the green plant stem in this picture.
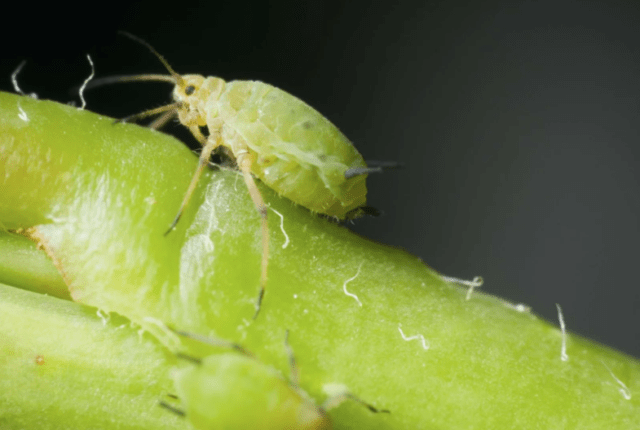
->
[0,230,70,299]
[1,91,639,429]
[0,282,186,430]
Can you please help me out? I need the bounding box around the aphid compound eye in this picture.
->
[185,85,196,95]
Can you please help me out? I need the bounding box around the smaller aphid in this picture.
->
[161,330,388,430]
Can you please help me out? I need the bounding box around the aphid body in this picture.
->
[164,330,388,429]
[174,352,330,430]
[94,33,376,317]
[174,75,368,217]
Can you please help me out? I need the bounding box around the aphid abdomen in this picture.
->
[214,81,368,218]
[260,154,367,217]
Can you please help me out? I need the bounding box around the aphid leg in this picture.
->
[171,328,253,357]
[115,103,180,125]
[159,400,186,417]
[237,152,269,319]
[175,352,203,365]
[440,274,484,301]
[148,109,177,130]
[284,330,300,388]
[165,132,221,235]
[344,161,402,179]
[322,388,390,414]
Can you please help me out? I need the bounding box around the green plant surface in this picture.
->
[1,91,639,429]
[0,229,70,299]
[0,282,187,430]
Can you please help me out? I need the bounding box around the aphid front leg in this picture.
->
[237,151,269,319]
[148,109,177,130]
[165,131,221,235]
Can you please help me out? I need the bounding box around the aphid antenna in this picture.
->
[118,31,183,84]
[84,74,176,90]
[82,31,182,92]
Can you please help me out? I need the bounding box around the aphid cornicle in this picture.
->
[93,32,378,317]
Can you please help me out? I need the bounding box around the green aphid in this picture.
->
[89,32,382,317]
[174,353,331,430]
[161,331,388,430]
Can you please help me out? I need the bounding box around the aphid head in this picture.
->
[172,74,224,104]
[85,33,230,129]
[172,74,205,104]
[172,74,225,128]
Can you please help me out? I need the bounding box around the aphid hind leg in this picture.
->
[237,152,269,319]
[165,130,221,235]
[159,400,186,417]
[149,109,177,130]
[284,330,300,388]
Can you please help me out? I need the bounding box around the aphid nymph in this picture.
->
[90,32,383,317]
[161,330,388,429]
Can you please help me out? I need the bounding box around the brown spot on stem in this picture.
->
[22,227,75,299]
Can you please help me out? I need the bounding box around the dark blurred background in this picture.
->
[2,1,639,358]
